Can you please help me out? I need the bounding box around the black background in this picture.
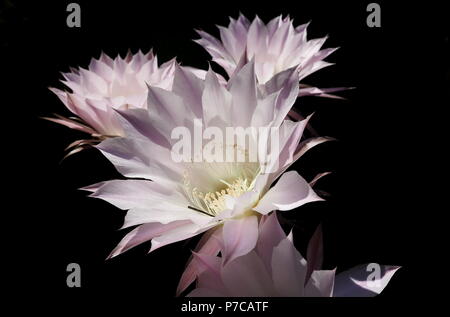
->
[2,0,448,311]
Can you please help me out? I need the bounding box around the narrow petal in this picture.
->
[305,224,324,284]
[107,220,190,259]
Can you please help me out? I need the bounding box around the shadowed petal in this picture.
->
[333,264,401,297]
[271,238,307,296]
[222,215,259,265]
[176,227,223,296]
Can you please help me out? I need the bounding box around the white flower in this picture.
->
[46,50,176,143]
[195,14,336,86]
[82,61,331,294]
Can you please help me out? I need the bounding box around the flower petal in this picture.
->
[305,269,336,297]
[107,220,190,259]
[149,222,215,253]
[221,251,275,297]
[222,215,259,265]
[256,213,286,272]
[176,227,223,296]
[255,171,323,214]
[271,237,308,296]
[333,264,401,297]
[305,224,324,284]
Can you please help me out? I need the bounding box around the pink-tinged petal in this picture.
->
[49,50,177,139]
[256,212,286,272]
[42,115,96,135]
[251,91,278,127]
[96,137,183,184]
[147,85,195,130]
[122,207,211,228]
[107,220,190,259]
[255,171,323,214]
[88,57,114,81]
[149,223,215,253]
[202,68,232,127]
[262,115,312,175]
[191,252,221,276]
[298,86,353,98]
[271,237,307,296]
[176,227,223,296]
[309,172,332,187]
[228,61,258,128]
[81,179,185,209]
[272,68,300,126]
[333,264,401,297]
[222,215,259,265]
[268,17,291,56]
[115,108,170,148]
[78,67,108,95]
[191,252,228,295]
[221,251,276,297]
[305,269,336,297]
[49,87,72,111]
[196,15,338,85]
[218,25,244,62]
[183,66,227,84]
[67,94,119,136]
[229,47,249,79]
[172,64,204,118]
[305,224,324,284]
[247,16,269,61]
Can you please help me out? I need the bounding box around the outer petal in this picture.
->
[96,137,183,185]
[149,222,215,253]
[305,224,324,284]
[202,68,232,127]
[115,108,170,148]
[192,252,228,295]
[305,269,336,297]
[255,171,323,214]
[333,264,401,297]
[107,220,190,259]
[176,227,223,296]
[222,215,259,265]
[82,179,186,209]
[271,237,308,296]
[172,64,204,118]
[221,251,276,297]
[256,213,286,273]
[228,61,258,127]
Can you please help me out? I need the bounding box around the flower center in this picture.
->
[187,177,252,216]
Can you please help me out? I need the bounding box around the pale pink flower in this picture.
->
[195,14,348,98]
[45,50,176,155]
[82,61,332,293]
[188,213,400,297]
